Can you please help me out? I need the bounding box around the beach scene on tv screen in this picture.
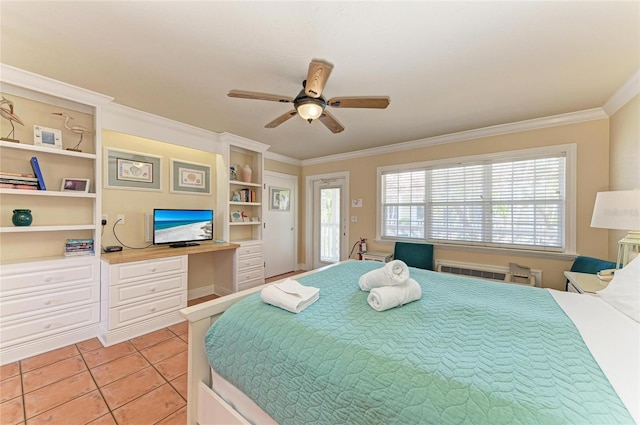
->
[154,210,213,243]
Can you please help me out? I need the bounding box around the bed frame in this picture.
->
[179,265,333,425]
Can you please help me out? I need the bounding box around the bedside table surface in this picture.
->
[564,271,609,294]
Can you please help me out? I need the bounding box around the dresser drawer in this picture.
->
[1,283,99,319]
[238,243,262,257]
[110,274,187,307]
[0,303,99,346]
[238,277,264,292]
[237,255,263,272]
[109,256,187,285]
[237,267,264,285]
[0,261,99,295]
[109,292,186,330]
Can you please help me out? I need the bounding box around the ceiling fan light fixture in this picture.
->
[296,99,324,121]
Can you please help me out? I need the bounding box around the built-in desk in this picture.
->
[99,242,239,345]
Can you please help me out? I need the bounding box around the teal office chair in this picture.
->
[566,255,617,291]
[393,242,434,270]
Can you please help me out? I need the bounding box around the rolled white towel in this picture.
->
[367,278,422,312]
[358,259,410,291]
[261,278,319,314]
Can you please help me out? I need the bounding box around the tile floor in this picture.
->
[0,294,220,425]
[0,273,300,425]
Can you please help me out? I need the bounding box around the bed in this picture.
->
[180,260,639,425]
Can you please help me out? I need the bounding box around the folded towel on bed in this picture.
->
[358,260,410,291]
[261,278,319,313]
[367,278,422,312]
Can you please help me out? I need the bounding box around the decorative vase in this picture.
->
[12,209,32,226]
[241,165,252,183]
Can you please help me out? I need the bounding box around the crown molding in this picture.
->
[0,63,113,106]
[264,150,302,166]
[102,103,223,153]
[603,68,640,116]
[219,132,270,153]
[301,108,608,166]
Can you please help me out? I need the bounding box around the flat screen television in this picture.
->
[153,209,213,248]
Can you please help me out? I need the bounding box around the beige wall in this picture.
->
[608,94,640,258]
[101,130,219,290]
[300,119,611,290]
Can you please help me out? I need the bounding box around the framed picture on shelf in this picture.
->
[230,211,245,222]
[104,148,162,191]
[270,187,290,211]
[60,178,90,192]
[34,125,62,149]
[170,159,211,195]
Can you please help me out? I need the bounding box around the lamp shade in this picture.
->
[296,100,324,120]
[590,190,640,230]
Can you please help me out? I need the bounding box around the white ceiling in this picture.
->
[1,1,638,160]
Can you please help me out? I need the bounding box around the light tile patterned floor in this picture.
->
[0,293,220,425]
[0,273,300,425]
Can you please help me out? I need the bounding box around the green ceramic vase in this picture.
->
[12,209,33,226]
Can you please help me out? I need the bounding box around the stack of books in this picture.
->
[64,239,95,257]
[239,188,257,202]
[0,171,39,190]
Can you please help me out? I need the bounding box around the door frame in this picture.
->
[305,171,349,270]
[263,170,298,276]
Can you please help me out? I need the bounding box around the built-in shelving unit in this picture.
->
[0,64,112,364]
[220,134,269,292]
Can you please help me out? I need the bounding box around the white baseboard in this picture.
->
[188,285,216,301]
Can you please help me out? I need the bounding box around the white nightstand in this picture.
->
[361,251,393,263]
[564,271,610,294]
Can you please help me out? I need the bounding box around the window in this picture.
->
[379,145,576,253]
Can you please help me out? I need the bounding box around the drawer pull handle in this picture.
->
[44,323,52,329]
[44,277,53,282]
[44,300,52,306]
[150,267,157,272]
[150,287,156,292]
[150,307,157,312]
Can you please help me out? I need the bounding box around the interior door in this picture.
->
[263,172,297,278]
[311,176,348,269]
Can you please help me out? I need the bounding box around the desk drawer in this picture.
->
[110,274,187,307]
[237,267,264,285]
[109,292,186,329]
[1,303,99,346]
[238,277,264,292]
[1,283,99,319]
[237,255,263,272]
[238,244,262,257]
[110,256,187,284]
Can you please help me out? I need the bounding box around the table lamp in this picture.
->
[590,190,640,269]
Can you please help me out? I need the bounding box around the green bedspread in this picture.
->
[205,261,633,424]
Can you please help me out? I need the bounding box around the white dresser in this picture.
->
[99,255,188,346]
[236,240,264,293]
[0,258,101,364]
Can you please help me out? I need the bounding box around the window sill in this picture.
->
[375,239,577,261]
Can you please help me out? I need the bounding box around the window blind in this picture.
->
[381,153,566,251]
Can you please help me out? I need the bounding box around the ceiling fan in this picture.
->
[228,60,390,133]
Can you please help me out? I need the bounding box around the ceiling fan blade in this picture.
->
[265,110,298,128]
[318,110,344,134]
[327,96,390,109]
[305,60,333,98]
[228,90,293,103]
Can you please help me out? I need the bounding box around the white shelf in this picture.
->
[229,222,261,226]
[0,140,96,159]
[0,224,96,233]
[230,180,261,188]
[0,189,96,198]
[229,202,261,206]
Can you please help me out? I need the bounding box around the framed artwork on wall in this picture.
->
[170,159,211,195]
[270,187,290,211]
[104,148,162,191]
